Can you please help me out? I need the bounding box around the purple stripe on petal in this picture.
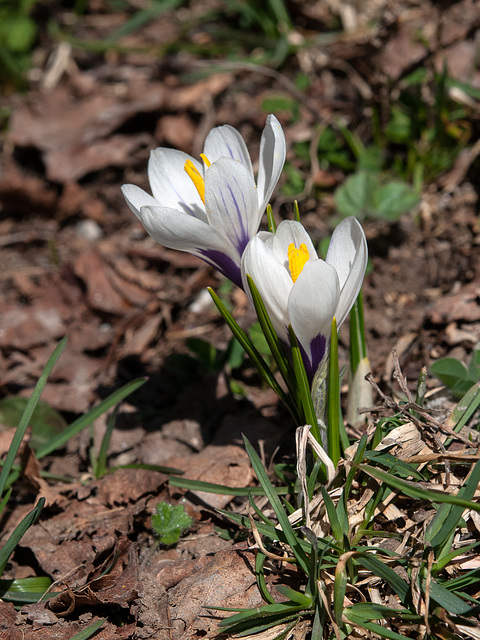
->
[226,142,236,160]
[199,248,242,288]
[215,181,250,256]
[226,181,250,253]
[298,334,327,383]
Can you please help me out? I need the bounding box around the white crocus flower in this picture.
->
[121,115,286,288]
[241,217,368,381]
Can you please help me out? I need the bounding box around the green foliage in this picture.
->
[317,126,354,171]
[187,335,244,373]
[0,0,38,88]
[224,0,293,65]
[431,347,480,399]
[0,338,67,507]
[335,170,419,222]
[0,338,153,605]
[385,67,474,183]
[0,576,52,605]
[151,502,193,546]
[326,317,341,464]
[333,129,420,221]
[0,397,67,452]
[210,376,480,638]
[280,162,305,196]
[314,65,479,223]
[59,0,295,69]
[0,498,45,577]
[261,95,299,123]
[68,619,107,640]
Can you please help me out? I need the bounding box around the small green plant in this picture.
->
[152,502,193,546]
[431,346,480,399]
[334,132,420,222]
[335,168,419,222]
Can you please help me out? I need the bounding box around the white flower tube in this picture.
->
[241,217,368,380]
[122,115,286,288]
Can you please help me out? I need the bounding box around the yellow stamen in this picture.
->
[288,242,309,283]
[184,159,205,204]
[184,155,211,205]
[200,153,211,167]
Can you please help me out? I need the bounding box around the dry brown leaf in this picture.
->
[168,444,253,509]
[164,545,261,637]
[428,281,480,324]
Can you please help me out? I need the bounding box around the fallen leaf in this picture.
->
[168,444,253,509]
[428,281,480,324]
[165,545,261,637]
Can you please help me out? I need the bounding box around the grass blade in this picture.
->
[327,316,341,465]
[445,381,480,439]
[255,552,276,605]
[169,476,289,496]
[243,436,310,574]
[69,618,107,640]
[426,460,480,557]
[0,576,52,604]
[349,290,366,374]
[357,554,409,605]
[359,463,480,512]
[346,616,409,640]
[0,337,67,503]
[93,405,119,479]
[246,275,297,400]
[208,287,295,415]
[321,486,343,540]
[288,327,320,442]
[0,498,45,576]
[35,378,146,459]
[427,579,473,615]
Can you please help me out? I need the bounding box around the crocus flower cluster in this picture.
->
[241,217,367,382]
[121,115,368,403]
[122,114,286,288]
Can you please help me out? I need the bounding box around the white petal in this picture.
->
[288,260,340,366]
[241,236,293,342]
[148,148,206,220]
[204,124,253,175]
[121,184,159,221]
[140,204,239,264]
[205,157,259,256]
[256,114,286,214]
[326,217,368,327]
[257,230,274,247]
[271,220,317,271]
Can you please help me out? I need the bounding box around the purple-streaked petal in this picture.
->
[298,335,328,382]
[139,204,240,279]
[204,124,253,175]
[199,248,242,288]
[270,220,317,271]
[241,235,293,342]
[121,184,159,221]
[205,158,259,256]
[148,149,206,220]
[326,217,368,327]
[288,260,340,375]
[256,114,286,215]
